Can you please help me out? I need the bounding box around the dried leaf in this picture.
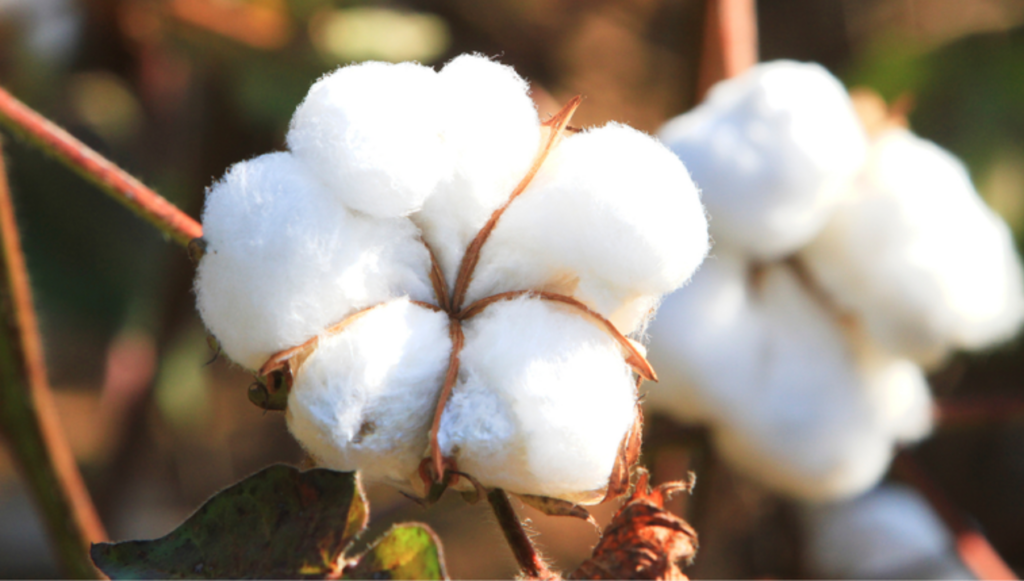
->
[90,465,367,579]
[572,471,697,580]
[603,404,644,503]
[344,524,448,580]
[515,493,597,527]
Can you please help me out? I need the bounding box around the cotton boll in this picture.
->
[802,484,971,579]
[659,61,867,260]
[801,128,1024,365]
[195,152,434,370]
[285,300,451,488]
[439,297,638,503]
[465,123,709,333]
[413,54,542,289]
[287,61,450,217]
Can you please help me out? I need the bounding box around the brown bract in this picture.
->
[571,470,698,580]
[257,95,658,502]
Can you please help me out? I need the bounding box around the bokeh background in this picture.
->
[1,0,1024,577]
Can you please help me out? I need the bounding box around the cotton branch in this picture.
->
[0,148,106,578]
[696,0,759,101]
[0,86,202,248]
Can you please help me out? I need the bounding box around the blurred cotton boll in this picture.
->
[0,0,82,65]
[801,128,1024,366]
[659,61,867,260]
[801,484,972,579]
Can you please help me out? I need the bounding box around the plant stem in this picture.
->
[934,396,1024,429]
[0,147,106,578]
[893,453,1017,581]
[0,86,202,248]
[696,0,759,101]
[487,488,553,580]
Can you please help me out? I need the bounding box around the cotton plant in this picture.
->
[194,54,709,504]
[645,60,1024,501]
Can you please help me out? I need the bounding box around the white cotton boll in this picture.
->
[801,128,1024,365]
[465,123,709,333]
[195,152,434,370]
[659,61,867,260]
[802,484,971,579]
[285,300,451,488]
[646,253,929,501]
[413,54,542,289]
[286,61,450,217]
[438,297,637,503]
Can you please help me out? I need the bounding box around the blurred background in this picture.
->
[1,0,1024,577]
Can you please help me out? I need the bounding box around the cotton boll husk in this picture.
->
[286,61,450,218]
[195,152,434,370]
[412,54,541,289]
[659,61,867,260]
[438,297,638,503]
[801,484,971,579]
[801,128,1024,365]
[285,299,451,488]
[464,123,709,334]
[645,251,931,500]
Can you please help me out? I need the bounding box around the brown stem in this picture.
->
[429,320,464,480]
[423,237,451,313]
[893,453,1017,581]
[0,86,202,248]
[459,289,656,381]
[0,147,106,578]
[696,0,759,101]
[451,96,582,311]
[487,488,554,580]
[934,396,1024,429]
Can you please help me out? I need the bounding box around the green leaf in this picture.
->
[344,524,447,580]
[90,464,367,579]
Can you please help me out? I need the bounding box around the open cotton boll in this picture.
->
[438,297,637,503]
[195,152,434,370]
[801,128,1024,365]
[286,61,450,218]
[659,61,866,260]
[285,300,451,488]
[801,484,971,579]
[413,54,542,289]
[646,254,929,501]
[465,123,708,334]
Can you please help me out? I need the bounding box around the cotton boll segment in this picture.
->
[439,297,638,503]
[801,484,971,579]
[801,128,1024,365]
[465,123,709,334]
[413,54,542,289]
[659,61,866,260]
[285,300,451,488]
[286,61,450,218]
[195,152,434,370]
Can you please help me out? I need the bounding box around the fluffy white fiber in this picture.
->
[802,128,1024,365]
[196,54,709,499]
[439,298,638,503]
[659,61,867,260]
[285,299,451,488]
[645,250,932,501]
[466,123,709,333]
[801,484,971,579]
[195,152,434,370]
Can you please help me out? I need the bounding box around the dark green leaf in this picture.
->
[344,524,447,580]
[91,465,367,579]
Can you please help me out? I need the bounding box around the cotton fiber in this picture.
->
[195,152,433,370]
[285,299,451,488]
[801,484,970,579]
[438,298,638,503]
[802,128,1024,365]
[659,61,867,260]
[287,61,449,218]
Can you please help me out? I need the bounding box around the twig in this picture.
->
[487,488,554,580]
[934,396,1024,429]
[893,453,1017,580]
[696,0,758,101]
[0,146,106,578]
[0,86,202,247]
